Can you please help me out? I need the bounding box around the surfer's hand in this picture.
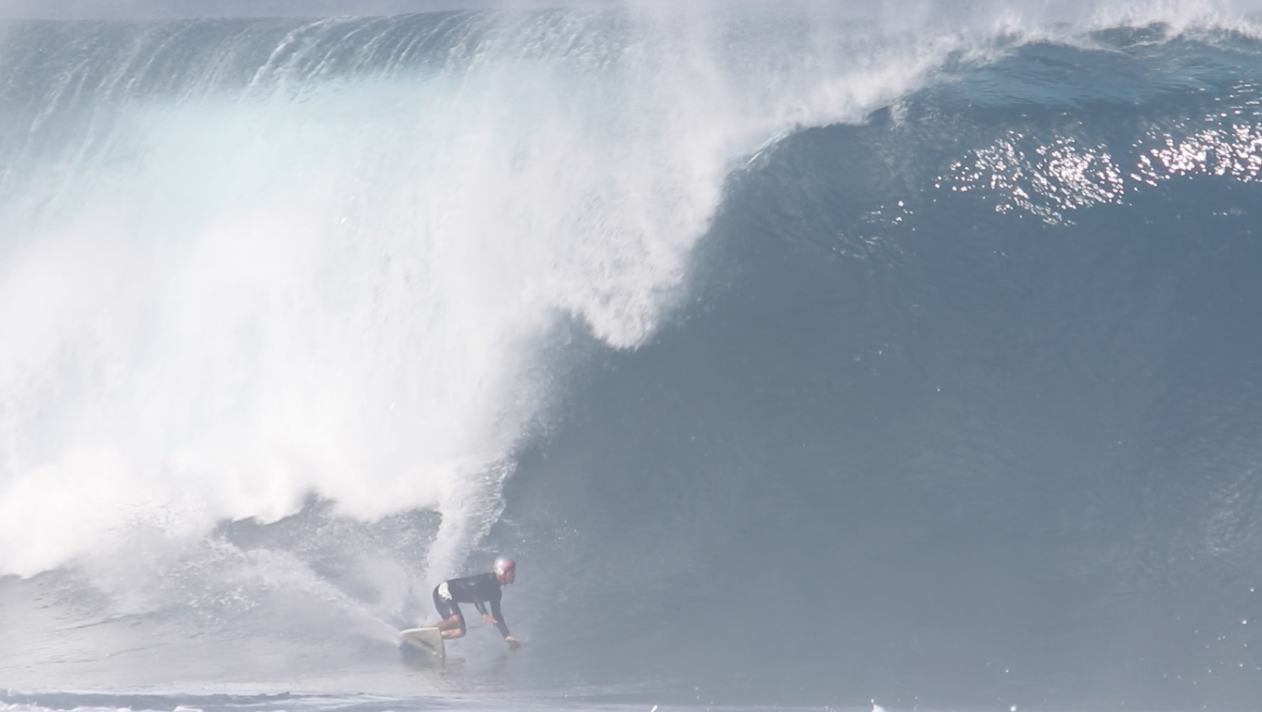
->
[483,614,497,625]
[505,636,522,650]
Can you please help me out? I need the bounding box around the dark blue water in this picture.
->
[496,33,1262,710]
[2,8,1262,712]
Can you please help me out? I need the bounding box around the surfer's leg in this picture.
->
[432,583,464,634]
[436,613,466,636]
[439,619,466,639]
[438,606,467,638]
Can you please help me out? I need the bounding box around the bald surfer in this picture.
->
[432,557,522,650]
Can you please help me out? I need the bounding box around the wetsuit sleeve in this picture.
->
[489,596,510,638]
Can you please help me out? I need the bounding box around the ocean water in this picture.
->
[3,2,1262,711]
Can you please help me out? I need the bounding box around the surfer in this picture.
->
[432,557,522,649]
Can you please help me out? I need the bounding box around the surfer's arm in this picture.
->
[489,599,511,638]
[473,599,500,627]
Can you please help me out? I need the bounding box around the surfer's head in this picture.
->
[494,557,516,584]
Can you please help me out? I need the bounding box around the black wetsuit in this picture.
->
[432,573,510,637]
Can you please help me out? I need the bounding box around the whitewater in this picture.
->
[3,1,1262,710]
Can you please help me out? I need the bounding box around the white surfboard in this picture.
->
[400,626,445,661]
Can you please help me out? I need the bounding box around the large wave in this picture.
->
[4,3,1262,710]
[0,6,954,580]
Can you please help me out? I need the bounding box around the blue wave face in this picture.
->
[2,10,1262,711]
[498,27,1262,709]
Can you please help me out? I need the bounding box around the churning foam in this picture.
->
[0,9,773,578]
